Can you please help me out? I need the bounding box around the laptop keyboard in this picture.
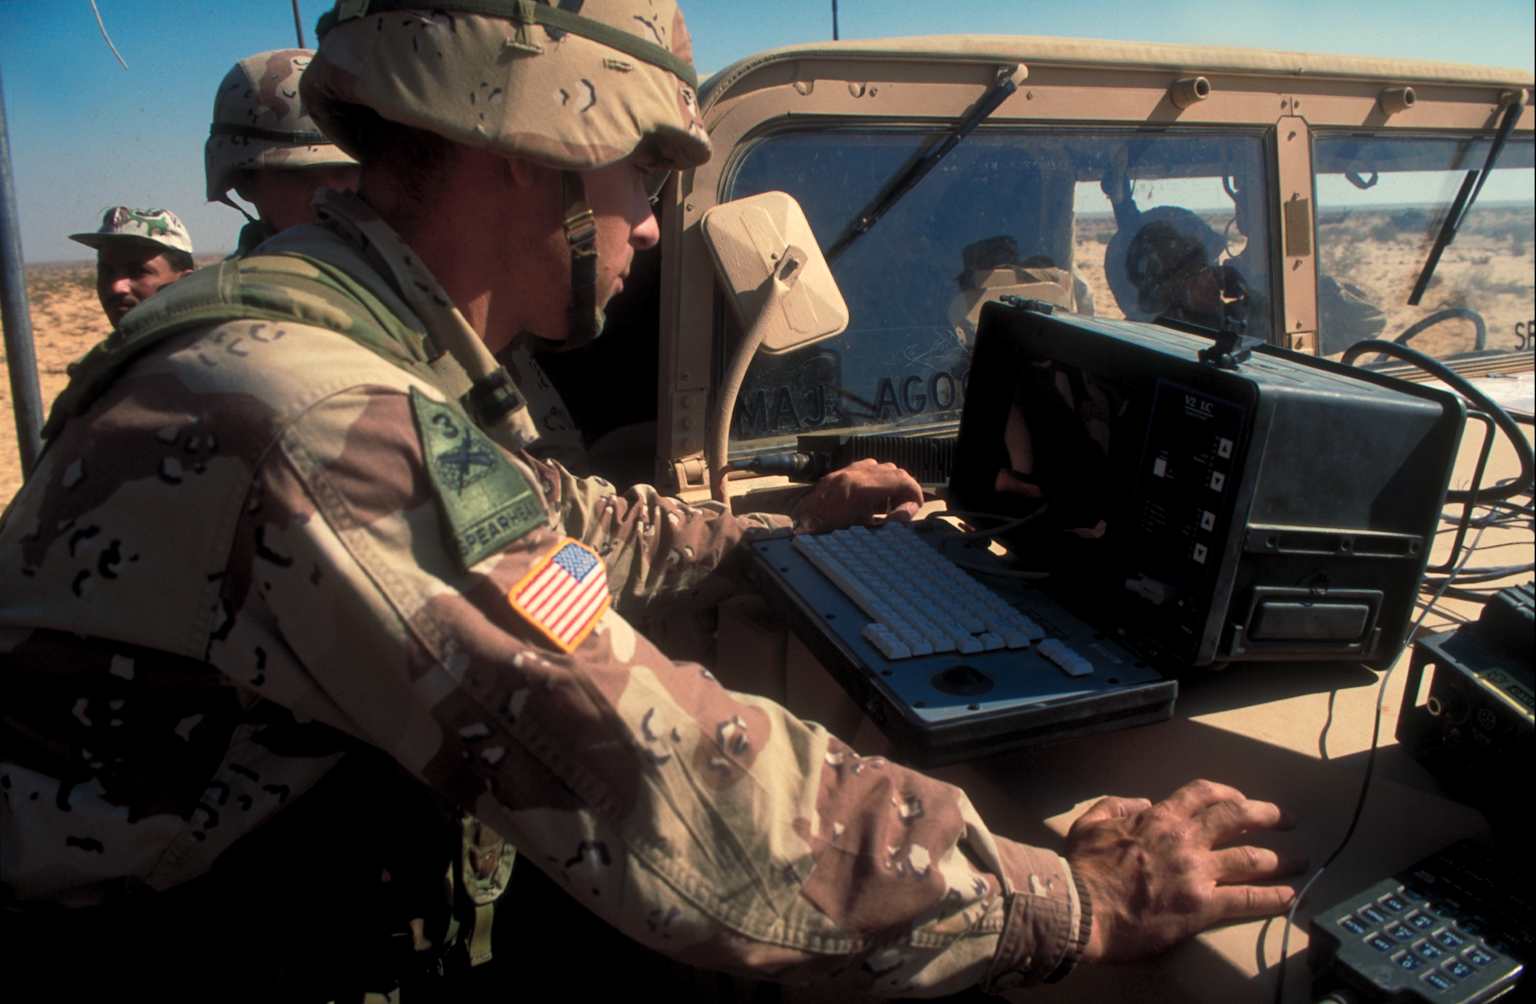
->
[792,523,1084,664]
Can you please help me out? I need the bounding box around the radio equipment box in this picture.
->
[949,302,1466,669]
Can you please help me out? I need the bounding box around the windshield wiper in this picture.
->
[824,63,1027,263]
[1408,92,1527,306]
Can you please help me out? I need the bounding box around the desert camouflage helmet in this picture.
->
[205,49,357,203]
[303,0,710,174]
[1108,206,1226,320]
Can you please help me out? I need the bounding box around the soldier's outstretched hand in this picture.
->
[793,458,923,533]
[1067,779,1304,964]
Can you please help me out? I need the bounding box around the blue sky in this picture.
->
[1,0,1532,263]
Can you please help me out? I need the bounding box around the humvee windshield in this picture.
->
[723,127,1275,452]
[718,124,1535,458]
[1313,133,1535,358]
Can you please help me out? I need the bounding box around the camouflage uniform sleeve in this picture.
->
[234,385,1079,995]
[535,456,792,613]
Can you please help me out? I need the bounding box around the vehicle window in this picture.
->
[1314,133,1535,360]
[721,128,1274,454]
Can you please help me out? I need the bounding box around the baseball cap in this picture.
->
[69,206,195,256]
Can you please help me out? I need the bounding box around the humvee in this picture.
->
[538,36,1534,507]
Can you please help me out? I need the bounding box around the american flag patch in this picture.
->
[508,539,609,652]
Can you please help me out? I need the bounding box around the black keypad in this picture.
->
[1309,841,1529,1004]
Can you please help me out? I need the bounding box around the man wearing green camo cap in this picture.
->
[68,205,195,328]
[1,2,1299,999]
[206,48,360,258]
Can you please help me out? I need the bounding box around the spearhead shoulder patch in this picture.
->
[509,539,610,652]
[410,387,545,569]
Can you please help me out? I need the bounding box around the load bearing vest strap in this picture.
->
[319,0,698,88]
[309,192,539,450]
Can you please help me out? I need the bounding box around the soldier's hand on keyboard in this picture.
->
[791,459,923,533]
[1065,779,1303,963]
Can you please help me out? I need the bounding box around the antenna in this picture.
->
[89,0,129,70]
[832,0,839,40]
[291,0,307,48]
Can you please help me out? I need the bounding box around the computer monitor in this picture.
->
[949,301,1467,669]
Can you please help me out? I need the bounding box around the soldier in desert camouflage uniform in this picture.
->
[0,2,1300,999]
[68,206,196,329]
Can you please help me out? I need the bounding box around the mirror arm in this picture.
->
[709,246,808,501]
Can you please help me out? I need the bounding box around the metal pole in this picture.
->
[291,0,307,48]
[832,0,840,40]
[0,69,44,479]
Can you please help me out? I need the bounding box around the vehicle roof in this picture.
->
[702,34,1534,109]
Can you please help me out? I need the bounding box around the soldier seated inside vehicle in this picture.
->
[948,234,1094,348]
[1117,213,1238,329]
[1100,171,1256,333]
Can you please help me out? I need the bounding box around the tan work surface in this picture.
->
[757,426,1529,1002]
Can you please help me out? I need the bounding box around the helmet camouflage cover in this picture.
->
[205,49,358,202]
[1108,206,1226,320]
[304,0,710,173]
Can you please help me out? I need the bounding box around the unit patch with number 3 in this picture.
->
[410,387,545,569]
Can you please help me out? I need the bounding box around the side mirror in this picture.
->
[701,191,848,354]
[699,192,847,498]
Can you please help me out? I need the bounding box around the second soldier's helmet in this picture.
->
[302,0,710,175]
[205,49,358,204]
[1107,206,1226,321]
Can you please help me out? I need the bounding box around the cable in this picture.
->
[914,508,1056,579]
[1271,512,1491,1004]
[1424,564,1536,584]
[1434,584,1511,604]
[930,506,1050,542]
[1341,339,1534,504]
[949,556,1052,581]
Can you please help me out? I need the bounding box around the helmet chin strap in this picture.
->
[216,193,259,225]
[525,170,606,353]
